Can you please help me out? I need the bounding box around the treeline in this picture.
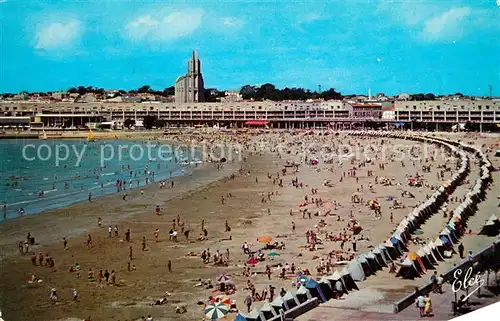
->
[239,83,342,101]
[67,85,175,97]
[409,93,466,101]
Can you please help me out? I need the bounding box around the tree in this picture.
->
[138,85,151,93]
[424,93,435,100]
[411,93,425,101]
[240,85,258,100]
[124,119,135,129]
[163,86,175,96]
[143,116,156,130]
[320,88,342,100]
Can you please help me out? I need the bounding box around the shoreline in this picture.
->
[1,134,216,220]
[0,155,242,261]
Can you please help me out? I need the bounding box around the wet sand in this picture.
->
[0,131,498,321]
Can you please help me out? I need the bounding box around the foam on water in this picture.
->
[0,139,201,220]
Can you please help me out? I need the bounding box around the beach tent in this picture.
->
[416,249,434,270]
[318,276,336,300]
[479,215,500,236]
[282,291,299,310]
[340,267,359,291]
[259,300,277,320]
[234,309,261,321]
[295,285,312,303]
[377,244,393,263]
[423,245,439,266]
[429,241,445,261]
[270,296,284,314]
[357,255,373,276]
[326,270,347,295]
[383,240,400,260]
[347,259,365,281]
[396,258,421,279]
[372,247,388,267]
[234,314,248,321]
[408,252,426,275]
[365,252,383,271]
[305,278,328,303]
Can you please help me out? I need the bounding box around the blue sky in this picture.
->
[0,0,499,95]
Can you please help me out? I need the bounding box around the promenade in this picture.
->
[298,268,500,321]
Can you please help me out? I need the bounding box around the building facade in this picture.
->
[0,99,498,130]
[174,51,205,104]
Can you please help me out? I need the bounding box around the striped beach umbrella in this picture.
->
[205,301,229,320]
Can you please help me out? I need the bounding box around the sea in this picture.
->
[0,139,202,220]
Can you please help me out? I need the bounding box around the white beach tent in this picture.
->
[282,291,299,310]
[296,285,312,303]
[423,244,439,265]
[270,296,284,312]
[259,300,277,320]
[347,259,366,281]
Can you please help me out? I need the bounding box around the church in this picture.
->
[174,50,205,103]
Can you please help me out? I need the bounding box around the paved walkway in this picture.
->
[298,274,500,321]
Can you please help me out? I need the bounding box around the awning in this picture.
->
[245,120,269,126]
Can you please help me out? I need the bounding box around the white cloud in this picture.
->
[125,9,203,41]
[35,20,82,50]
[420,7,472,42]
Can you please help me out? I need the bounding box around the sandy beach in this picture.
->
[0,130,498,321]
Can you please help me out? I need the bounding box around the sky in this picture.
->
[0,0,499,95]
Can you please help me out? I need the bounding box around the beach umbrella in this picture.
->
[248,258,259,265]
[414,229,424,235]
[205,302,229,320]
[297,275,309,284]
[215,295,231,306]
[257,236,272,243]
[267,251,280,257]
[217,274,230,282]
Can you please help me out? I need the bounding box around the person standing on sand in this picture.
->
[88,192,92,202]
[129,245,133,260]
[168,260,172,272]
[155,205,161,215]
[108,226,112,237]
[458,243,465,259]
[111,270,116,285]
[292,221,296,233]
[87,234,92,249]
[114,225,119,237]
[352,237,357,252]
[244,292,253,313]
[98,270,103,285]
[142,237,147,251]
[63,237,68,250]
[125,229,131,242]
[154,229,159,242]
[104,270,110,284]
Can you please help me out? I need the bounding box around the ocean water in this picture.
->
[0,139,202,220]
